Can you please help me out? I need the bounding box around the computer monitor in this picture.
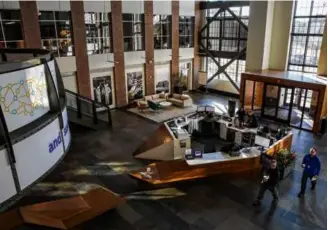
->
[205,105,215,113]
[255,135,270,148]
[197,106,206,112]
[204,141,216,153]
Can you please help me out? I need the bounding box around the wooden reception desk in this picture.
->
[130,132,293,185]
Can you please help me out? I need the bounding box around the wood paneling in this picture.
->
[130,157,261,184]
[144,0,155,95]
[171,0,179,93]
[19,1,41,48]
[70,0,91,98]
[192,1,201,90]
[266,133,293,156]
[111,0,127,107]
[20,188,123,229]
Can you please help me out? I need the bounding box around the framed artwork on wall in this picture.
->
[127,71,144,102]
[92,75,113,107]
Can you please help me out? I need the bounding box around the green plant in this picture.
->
[273,149,296,168]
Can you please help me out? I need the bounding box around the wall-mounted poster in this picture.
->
[127,71,143,102]
[92,76,113,106]
[155,64,170,94]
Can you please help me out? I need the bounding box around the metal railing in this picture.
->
[65,89,112,128]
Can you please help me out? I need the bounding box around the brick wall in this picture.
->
[19,1,41,48]
[111,0,127,107]
[70,0,91,98]
[171,0,179,93]
[144,0,155,96]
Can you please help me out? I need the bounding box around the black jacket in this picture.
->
[247,114,258,128]
[264,168,279,186]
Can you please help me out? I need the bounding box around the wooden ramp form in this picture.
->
[20,187,124,229]
[133,124,174,160]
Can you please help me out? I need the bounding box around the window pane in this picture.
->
[309,17,326,34]
[305,36,322,66]
[40,21,56,39]
[295,0,312,16]
[3,21,23,40]
[293,18,309,34]
[55,12,70,21]
[1,10,20,20]
[312,0,327,16]
[39,11,55,21]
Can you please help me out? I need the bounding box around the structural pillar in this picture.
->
[192,0,201,90]
[245,1,274,72]
[144,0,155,95]
[70,1,91,98]
[318,20,327,76]
[171,0,179,93]
[268,1,294,71]
[111,0,127,107]
[19,0,41,48]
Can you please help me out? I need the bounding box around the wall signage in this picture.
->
[48,122,69,153]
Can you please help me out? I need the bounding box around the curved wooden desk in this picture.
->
[130,133,293,185]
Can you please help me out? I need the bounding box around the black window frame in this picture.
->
[288,0,327,73]
[122,13,145,52]
[179,16,194,48]
[153,14,172,50]
[0,9,23,49]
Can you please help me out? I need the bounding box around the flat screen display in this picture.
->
[255,135,270,148]
[197,106,206,112]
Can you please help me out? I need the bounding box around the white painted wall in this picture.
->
[207,79,239,95]
[0,1,19,9]
[84,1,111,12]
[89,53,115,70]
[180,0,195,16]
[55,57,76,73]
[122,0,144,14]
[154,0,171,15]
[154,49,172,63]
[124,51,146,66]
[180,48,194,59]
[62,75,78,93]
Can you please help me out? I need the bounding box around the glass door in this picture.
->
[276,87,293,123]
[262,84,279,119]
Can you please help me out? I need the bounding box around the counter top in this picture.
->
[185,147,261,166]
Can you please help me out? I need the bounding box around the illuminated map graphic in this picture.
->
[0,72,48,116]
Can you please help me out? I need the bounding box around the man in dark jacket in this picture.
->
[246,111,258,128]
[236,106,246,127]
[253,159,279,206]
[298,147,321,198]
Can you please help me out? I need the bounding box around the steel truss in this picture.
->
[199,1,250,92]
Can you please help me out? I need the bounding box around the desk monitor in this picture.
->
[205,105,215,113]
[255,135,270,148]
[197,106,206,112]
[268,123,279,132]
[194,149,203,158]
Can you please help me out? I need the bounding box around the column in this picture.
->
[144,0,155,95]
[317,20,327,76]
[245,1,274,71]
[19,0,41,48]
[192,0,201,90]
[70,1,91,98]
[171,0,179,93]
[268,1,294,71]
[111,0,127,107]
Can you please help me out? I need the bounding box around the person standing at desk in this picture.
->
[298,147,321,198]
[253,159,279,206]
[246,111,258,128]
[236,106,245,127]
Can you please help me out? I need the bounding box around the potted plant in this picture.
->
[273,149,296,180]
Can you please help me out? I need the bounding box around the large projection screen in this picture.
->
[0,64,50,132]
[14,118,64,189]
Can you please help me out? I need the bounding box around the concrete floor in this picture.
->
[14,92,327,230]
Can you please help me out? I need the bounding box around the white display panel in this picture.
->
[0,149,17,204]
[62,108,71,151]
[255,135,271,148]
[48,60,58,94]
[0,64,50,132]
[155,64,170,94]
[14,118,64,189]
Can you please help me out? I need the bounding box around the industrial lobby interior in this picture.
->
[0,0,326,230]
[9,93,326,230]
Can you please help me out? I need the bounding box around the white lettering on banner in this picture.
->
[48,122,69,153]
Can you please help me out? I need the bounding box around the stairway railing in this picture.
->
[65,89,112,127]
